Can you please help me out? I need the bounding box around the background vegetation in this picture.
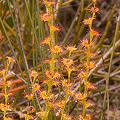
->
[0,0,120,120]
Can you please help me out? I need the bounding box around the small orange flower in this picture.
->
[62,79,73,87]
[32,83,40,91]
[78,70,86,78]
[2,81,12,87]
[7,81,12,87]
[63,58,73,67]
[50,25,61,32]
[31,70,38,78]
[40,13,53,21]
[90,7,99,13]
[79,114,91,120]
[75,93,87,100]
[7,56,16,63]
[44,79,57,87]
[26,106,35,113]
[40,91,54,99]
[85,82,95,89]
[0,104,13,111]
[85,61,96,69]
[81,39,93,47]
[56,100,65,109]
[91,29,100,37]
[85,101,94,109]
[25,94,33,100]
[36,111,45,118]
[83,18,92,25]
[41,37,51,46]
[63,114,71,120]
[51,45,62,54]
[48,101,58,109]
[24,114,33,120]
[0,69,6,75]
[45,70,60,79]
[67,46,77,53]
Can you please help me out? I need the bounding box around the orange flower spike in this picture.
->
[63,58,73,67]
[40,13,53,21]
[51,45,62,54]
[26,106,35,113]
[83,18,92,25]
[91,7,99,13]
[41,37,51,46]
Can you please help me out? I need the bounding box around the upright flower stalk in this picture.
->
[60,46,76,120]
[80,0,99,118]
[0,57,15,120]
[39,1,62,120]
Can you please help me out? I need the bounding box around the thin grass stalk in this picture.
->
[0,0,3,16]
[100,15,119,120]
[0,18,29,89]
[72,0,92,45]
[72,0,84,45]
[0,48,6,67]
[3,21,16,37]
[23,0,43,71]
[1,2,8,19]
[36,0,45,72]
[62,3,81,44]
[16,0,23,25]
[93,5,116,51]
[6,0,32,85]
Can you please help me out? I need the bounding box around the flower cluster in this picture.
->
[0,57,15,120]
[77,0,99,119]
